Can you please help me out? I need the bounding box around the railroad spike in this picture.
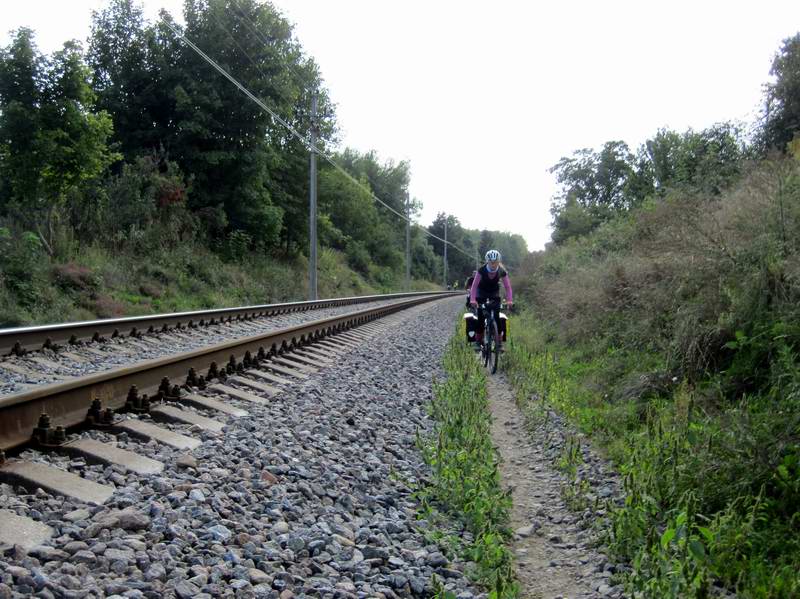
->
[53,426,66,445]
[208,362,219,379]
[125,385,150,413]
[186,368,199,387]
[112,329,120,339]
[227,355,237,373]
[161,324,169,333]
[37,413,51,431]
[158,377,171,398]
[86,398,118,427]
[127,385,139,404]
[197,375,206,390]
[147,325,155,334]
[69,334,78,345]
[11,341,25,356]
[32,413,68,447]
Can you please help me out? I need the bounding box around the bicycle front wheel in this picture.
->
[489,319,500,373]
[482,326,490,367]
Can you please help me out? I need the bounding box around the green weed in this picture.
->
[417,332,519,598]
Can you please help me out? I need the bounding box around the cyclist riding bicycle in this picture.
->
[469,249,513,350]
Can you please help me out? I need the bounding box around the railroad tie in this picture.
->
[115,419,202,450]
[209,382,270,405]
[28,356,67,370]
[315,338,353,352]
[332,333,363,345]
[339,331,368,342]
[150,405,225,433]
[60,351,88,363]
[181,393,249,417]
[291,349,333,366]
[271,356,317,374]
[298,346,337,360]
[262,360,309,380]
[0,361,38,376]
[227,375,279,397]
[63,438,164,475]
[0,509,53,550]
[245,368,292,387]
[0,460,115,505]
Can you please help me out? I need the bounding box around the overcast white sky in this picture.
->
[3,1,800,251]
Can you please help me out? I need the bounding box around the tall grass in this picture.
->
[418,334,518,598]
[505,154,800,597]
[0,234,440,327]
[505,312,800,598]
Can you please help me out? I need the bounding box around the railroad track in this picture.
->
[0,292,444,357]
[0,293,457,550]
[0,293,453,398]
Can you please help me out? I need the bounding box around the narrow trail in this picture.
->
[486,374,624,599]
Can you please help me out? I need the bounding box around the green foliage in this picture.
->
[417,333,518,597]
[760,32,800,153]
[0,8,522,295]
[0,227,48,309]
[507,34,800,597]
[549,125,746,244]
[644,124,746,196]
[0,29,119,247]
[504,310,800,597]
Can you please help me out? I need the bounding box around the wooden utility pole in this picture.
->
[443,219,448,289]
[405,193,411,291]
[309,94,318,300]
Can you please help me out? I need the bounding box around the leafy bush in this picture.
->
[0,227,48,309]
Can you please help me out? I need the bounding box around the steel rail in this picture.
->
[0,291,455,355]
[0,293,449,452]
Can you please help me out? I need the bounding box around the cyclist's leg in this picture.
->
[491,298,504,351]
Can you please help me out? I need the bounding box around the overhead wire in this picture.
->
[164,18,476,261]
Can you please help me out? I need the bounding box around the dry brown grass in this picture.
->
[517,156,800,381]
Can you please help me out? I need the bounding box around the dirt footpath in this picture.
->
[486,374,625,599]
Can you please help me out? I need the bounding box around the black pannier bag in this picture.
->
[463,311,479,343]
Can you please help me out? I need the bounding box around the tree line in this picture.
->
[547,34,800,245]
[0,0,526,302]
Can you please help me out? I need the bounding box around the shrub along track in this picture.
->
[0,295,491,598]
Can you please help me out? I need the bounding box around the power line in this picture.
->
[229,0,312,93]
[164,19,475,261]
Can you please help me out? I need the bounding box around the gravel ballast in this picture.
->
[0,297,484,598]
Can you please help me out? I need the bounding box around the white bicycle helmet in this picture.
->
[485,249,501,262]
